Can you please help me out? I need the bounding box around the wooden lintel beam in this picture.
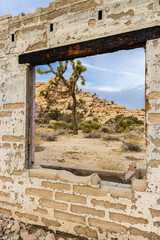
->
[19,26,160,66]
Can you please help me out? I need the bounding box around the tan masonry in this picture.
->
[34,207,48,215]
[55,192,87,204]
[39,198,68,211]
[0,176,13,183]
[91,199,127,211]
[2,136,25,142]
[109,212,148,225]
[88,218,127,234]
[71,205,105,218]
[74,226,98,239]
[0,208,12,216]
[42,218,61,228]
[3,103,25,109]
[41,181,71,190]
[0,112,12,117]
[25,188,53,199]
[54,211,86,225]
[0,192,10,198]
[1,0,160,239]
[73,185,107,196]
[15,212,39,222]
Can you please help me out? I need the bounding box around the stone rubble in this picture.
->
[0,215,80,240]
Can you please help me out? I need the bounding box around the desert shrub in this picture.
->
[126,115,144,125]
[93,117,99,122]
[131,125,145,134]
[53,121,72,130]
[45,133,57,141]
[59,113,72,123]
[122,139,141,152]
[47,108,61,121]
[41,118,50,124]
[123,133,138,140]
[79,121,101,133]
[84,133,101,138]
[66,103,72,110]
[103,135,120,141]
[107,126,115,134]
[101,126,108,133]
[80,123,91,133]
[79,121,91,133]
[83,109,88,114]
[38,129,57,142]
[77,99,85,109]
[35,136,45,152]
[57,130,66,135]
[106,114,144,133]
[91,121,101,130]
[76,112,84,124]
[88,112,94,117]
[99,161,123,171]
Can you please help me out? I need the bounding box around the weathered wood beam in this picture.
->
[19,26,160,66]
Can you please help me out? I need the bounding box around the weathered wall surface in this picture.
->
[0,0,160,239]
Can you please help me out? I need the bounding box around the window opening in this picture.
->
[50,24,53,32]
[32,48,146,183]
[11,34,15,42]
[98,10,103,20]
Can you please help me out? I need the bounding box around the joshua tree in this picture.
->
[37,60,87,135]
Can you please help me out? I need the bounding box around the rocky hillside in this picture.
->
[35,78,145,124]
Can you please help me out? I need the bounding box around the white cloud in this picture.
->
[83,62,143,79]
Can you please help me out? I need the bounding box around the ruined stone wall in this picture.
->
[0,0,160,239]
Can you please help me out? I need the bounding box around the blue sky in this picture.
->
[1,0,145,109]
[36,48,145,109]
[0,0,52,16]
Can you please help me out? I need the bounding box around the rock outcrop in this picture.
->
[35,78,145,124]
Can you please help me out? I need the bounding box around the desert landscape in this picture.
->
[34,79,146,181]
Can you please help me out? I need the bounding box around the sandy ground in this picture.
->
[34,130,146,173]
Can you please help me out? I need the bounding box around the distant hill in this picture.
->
[35,78,145,124]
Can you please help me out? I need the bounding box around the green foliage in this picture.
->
[66,103,72,110]
[69,76,74,82]
[91,121,101,130]
[88,112,93,117]
[41,119,50,124]
[37,69,42,74]
[106,114,144,133]
[77,99,85,109]
[53,121,72,130]
[49,80,54,85]
[77,60,81,65]
[39,91,45,96]
[47,108,61,121]
[83,109,88,114]
[79,121,101,133]
[111,100,115,104]
[116,115,144,132]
